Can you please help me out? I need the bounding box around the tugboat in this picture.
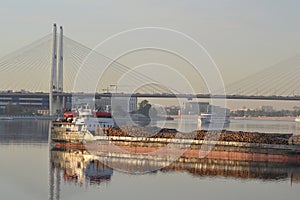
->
[52,106,114,143]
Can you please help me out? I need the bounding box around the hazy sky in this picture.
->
[1,0,300,108]
[1,0,300,82]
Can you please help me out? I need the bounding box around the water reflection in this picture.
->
[50,146,300,193]
[49,148,114,200]
[1,120,299,200]
[0,120,49,144]
[50,148,113,186]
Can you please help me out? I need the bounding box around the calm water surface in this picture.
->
[0,119,299,200]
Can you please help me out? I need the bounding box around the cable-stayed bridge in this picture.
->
[1,24,300,114]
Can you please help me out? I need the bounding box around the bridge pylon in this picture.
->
[49,23,64,116]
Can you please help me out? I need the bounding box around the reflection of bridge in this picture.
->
[1,24,300,115]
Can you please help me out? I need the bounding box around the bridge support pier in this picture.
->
[49,24,64,116]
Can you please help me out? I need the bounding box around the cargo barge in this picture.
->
[51,108,300,164]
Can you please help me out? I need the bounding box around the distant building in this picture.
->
[95,96,137,113]
[0,92,73,115]
[0,93,51,115]
[182,102,229,116]
[37,109,49,115]
[182,102,210,115]
[0,92,138,116]
[165,106,180,115]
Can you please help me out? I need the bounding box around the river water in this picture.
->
[0,119,299,200]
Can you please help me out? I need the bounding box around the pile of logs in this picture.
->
[105,126,178,138]
[104,127,293,145]
[290,135,300,145]
[194,130,292,145]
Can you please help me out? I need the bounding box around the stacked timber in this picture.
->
[193,130,292,145]
[290,135,300,145]
[104,127,293,145]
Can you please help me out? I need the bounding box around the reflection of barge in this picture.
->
[51,146,300,183]
[51,148,113,186]
[52,123,300,160]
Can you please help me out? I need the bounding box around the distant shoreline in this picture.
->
[0,115,297,122]
[0,115,52,120]
[169,115,297,122]
[232,116,296,122]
